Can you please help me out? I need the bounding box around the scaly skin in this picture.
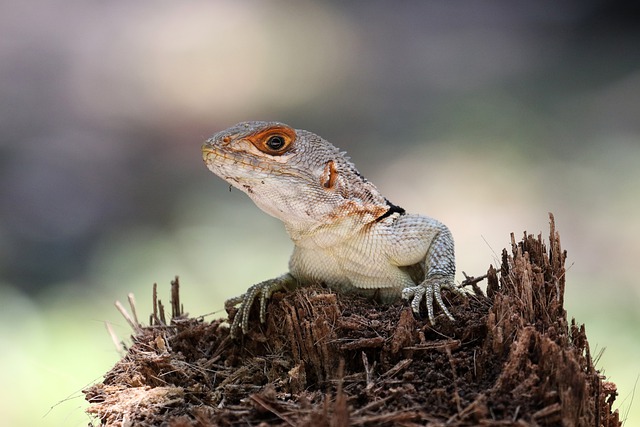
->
[202,121,456,336]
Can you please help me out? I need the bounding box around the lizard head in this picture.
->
[202,121,389,233]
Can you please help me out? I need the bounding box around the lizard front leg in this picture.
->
[225,273,297,337]
[388,215,456,324]
[401,223,456,324]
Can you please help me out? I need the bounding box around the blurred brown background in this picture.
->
[1,1,638,425]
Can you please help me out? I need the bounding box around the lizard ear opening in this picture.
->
[321,160,338,189]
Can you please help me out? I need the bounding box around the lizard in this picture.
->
[202,121,457,336]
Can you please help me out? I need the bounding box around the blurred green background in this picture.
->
[1,1,638,425]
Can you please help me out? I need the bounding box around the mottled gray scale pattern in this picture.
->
[202,121,457,336]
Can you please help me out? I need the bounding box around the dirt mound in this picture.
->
[84,215,620,426]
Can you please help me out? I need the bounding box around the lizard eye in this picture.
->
[266,135,286,150]
[247,125,296,156]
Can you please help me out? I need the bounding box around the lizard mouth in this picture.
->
[202,141,298,183]
[201,143,249,169]
[201,144,216,162]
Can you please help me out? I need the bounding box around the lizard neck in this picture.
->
[283,199,404,247]
[284,214,372,248]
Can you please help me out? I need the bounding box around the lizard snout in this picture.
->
[202,143,217,162]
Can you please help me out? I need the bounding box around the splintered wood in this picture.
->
[85,215,621,426]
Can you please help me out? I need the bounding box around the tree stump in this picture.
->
[84,214,621,426]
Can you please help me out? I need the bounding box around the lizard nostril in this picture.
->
[222,136,231,143]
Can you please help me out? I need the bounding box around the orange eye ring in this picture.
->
[246,125,296,155]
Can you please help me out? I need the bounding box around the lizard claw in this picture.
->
[224,274,294,337]
[402,274,455,324]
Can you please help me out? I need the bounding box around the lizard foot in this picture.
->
[402,274,456,325]
[224,274,294,337]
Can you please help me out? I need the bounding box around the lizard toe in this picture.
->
[225,274,294,337]
[433,280,455,322]
[402,285,426,317]
[402,275,456,325]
